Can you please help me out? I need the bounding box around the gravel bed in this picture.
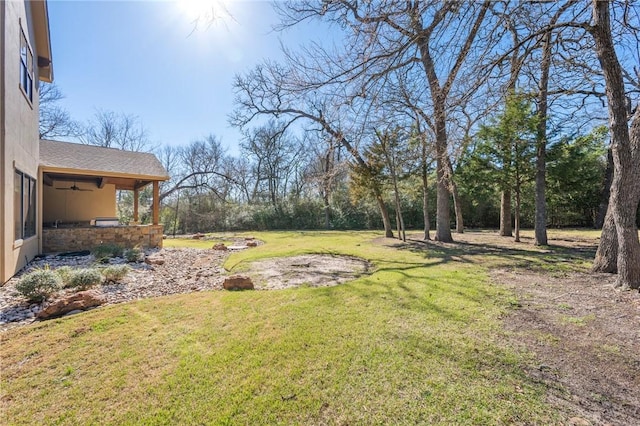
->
[0,247,233,331]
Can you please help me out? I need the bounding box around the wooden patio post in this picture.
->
[152,181,159,225]
[133,188,139,223]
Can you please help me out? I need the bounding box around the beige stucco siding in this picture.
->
[1,1,42,282]
[43,182,117,223]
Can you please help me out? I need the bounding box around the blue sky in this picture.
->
[48,0,321,155]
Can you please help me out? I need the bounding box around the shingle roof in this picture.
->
[39,140,169,180]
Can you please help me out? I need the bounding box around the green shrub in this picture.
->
[124,247,142,263]
[15,269,62,302]
[54,266,74,287]
[101,265,130,283]
[92,244,124,262]
[67,268,103,290]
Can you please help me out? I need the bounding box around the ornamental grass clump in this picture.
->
[15,269,62,302]
[67,268,103,290]
[124,247,142,263]
[54,266,74,288]
[101,265,130,283]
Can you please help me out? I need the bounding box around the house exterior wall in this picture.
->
[43,182,117,223]
[1,1,42,283]
[42,225,164,253]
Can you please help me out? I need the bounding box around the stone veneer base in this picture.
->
[42,225,163,253]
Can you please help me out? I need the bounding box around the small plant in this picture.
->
[15,269,61,302]
[54,266,74,287]
[123,247,142,263]
[101,265,130,283]
[92,244,124,262]
[67,268,103,290]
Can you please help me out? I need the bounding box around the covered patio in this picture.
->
[39,140,170,253]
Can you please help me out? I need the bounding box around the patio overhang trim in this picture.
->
[40,166,168,191]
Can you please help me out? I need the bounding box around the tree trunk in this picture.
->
[322,147,334,230]
[375,192,394,238]
[500,190,513,237]
[446,157,464,234]
[591,0,640,289]
[434,106,453,242]
[593,206,618,273]
[595,148,613,229]
[452,183,464,234]
[323,193,331,230]
[534,29,552,246]
[514,187,521,243]
[392,181,406,242]
[422,168,431,241]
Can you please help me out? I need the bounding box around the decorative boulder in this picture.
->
[244,236,255,241]
[223,275,254,291]
[212,243,228,251]
[37,290,105,320]
[192,233,205,239]
[246,241,258,247]
[145,254,165,265]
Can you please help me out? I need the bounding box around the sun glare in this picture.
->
[177,0,230,24]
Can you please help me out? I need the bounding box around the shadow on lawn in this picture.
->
[383,234,597,273]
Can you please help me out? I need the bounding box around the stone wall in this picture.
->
[43,225,163,253]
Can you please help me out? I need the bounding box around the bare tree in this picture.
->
[38,82,81,139]
[373,127,407,241]
[305,135,346,229]
[237,1,495,242]
[231,63,396,237]
[159,135,232,203]
[82,109,152,152]
[240,120,304,207]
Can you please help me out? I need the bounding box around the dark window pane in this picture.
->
[23,173,29,238]
[14,171,22,240]
[19,28,33,102]
[26,178,36,237]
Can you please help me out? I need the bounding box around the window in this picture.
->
[14,170,36,240]
[19,27,34,102]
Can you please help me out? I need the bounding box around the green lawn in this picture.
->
[1,231,564,424]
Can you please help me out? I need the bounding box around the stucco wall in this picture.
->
[1,1,41,283]
[43,181,117,223]
[42,225,164,253]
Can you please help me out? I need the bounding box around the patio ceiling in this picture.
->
[42,172,155,191]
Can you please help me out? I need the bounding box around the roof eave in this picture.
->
[40,165,170,182]
[32,0,53,83]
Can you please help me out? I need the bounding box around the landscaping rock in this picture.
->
[36,290,105,320]
[145,254,165,265]
[212,243,228,251]
[223,275,254,291]
[246,241,258,247]
[192,233,205,239]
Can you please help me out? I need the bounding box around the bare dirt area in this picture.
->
[495,269,640,426]
[389,231,640,426]
[244,254,371,290]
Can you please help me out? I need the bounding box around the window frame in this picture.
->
[19,24,34,104]
[14,169,37,242]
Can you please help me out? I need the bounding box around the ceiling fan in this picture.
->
[56,182,93,192]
